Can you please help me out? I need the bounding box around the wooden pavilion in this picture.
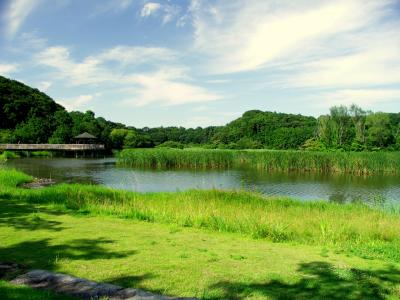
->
[74,132,97,144]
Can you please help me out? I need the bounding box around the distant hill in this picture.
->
[0,76,122,145]
[1,75,398,150]
[0,76,64,130]
[214,110,317,149]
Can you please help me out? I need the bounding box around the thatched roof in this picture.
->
[74,132,97,139]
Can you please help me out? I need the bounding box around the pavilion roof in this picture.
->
[74,132,97,139]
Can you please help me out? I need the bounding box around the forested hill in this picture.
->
[214,110,316,149]
[0,75,399,151]
[0,75,124,147]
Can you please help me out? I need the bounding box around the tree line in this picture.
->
[0,75,399,151]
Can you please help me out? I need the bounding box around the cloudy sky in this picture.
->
[1,0,400,127]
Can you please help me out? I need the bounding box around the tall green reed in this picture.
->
[117,149,400,175]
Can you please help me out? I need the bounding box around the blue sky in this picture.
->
[1,0,400,127]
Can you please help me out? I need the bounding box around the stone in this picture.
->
[11,270,197,300]
[0,262,22,279]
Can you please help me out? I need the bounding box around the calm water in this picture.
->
[4,157,400,203]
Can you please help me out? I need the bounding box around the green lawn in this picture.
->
[0,169,400,299]
[0,280,75,300]
[1,199,400,299]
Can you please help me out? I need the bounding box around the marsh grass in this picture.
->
[30,151,53,157]
[1,169,399,261]
[0,150,53,162]
[0,151,20,161]
[117,149,400,175]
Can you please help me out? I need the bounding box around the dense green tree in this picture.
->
[349,104,367,145]
[49,110,74,143]
[124,131,153,148]
[110,129,129,149]
[156,141,184,149]
[329,105,352,148]
[317,115,334,148]
[0,76,63,130]
[13,117,50,143]
[0,130,14,143]
[214,110,316,149]
[366,113,393,148]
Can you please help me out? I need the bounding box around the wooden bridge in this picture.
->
[0,144,105,151]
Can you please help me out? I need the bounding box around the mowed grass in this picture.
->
[117,148,400,175]
[1,196,400,299]
[0,281,75,300]
[1,169,400,263]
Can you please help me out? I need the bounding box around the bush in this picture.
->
[301,138,327,151]
[156,141,184,149]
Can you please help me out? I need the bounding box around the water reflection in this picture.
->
[4,157,400,203]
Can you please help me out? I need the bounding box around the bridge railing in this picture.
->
[0,144,105,151]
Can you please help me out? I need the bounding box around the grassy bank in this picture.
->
[0,151,20,161]
[1,169,399,262]
[0,150,52,162]
[1,178,400,298]
[117,148,400,175]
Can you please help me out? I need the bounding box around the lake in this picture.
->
[4,157,400,203]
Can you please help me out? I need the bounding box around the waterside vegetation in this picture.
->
[1,169,399,263]
[0,150,53,162]
[117,148,400,175]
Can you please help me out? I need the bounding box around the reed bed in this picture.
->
[2,169,399,261]
[117,148,400,175]
[0,150,20,161]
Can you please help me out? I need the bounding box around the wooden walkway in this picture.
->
[0,144,105,151]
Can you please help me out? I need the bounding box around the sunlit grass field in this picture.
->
[1,169,400,298]
[117,148,400,175]
[1,169,399,262]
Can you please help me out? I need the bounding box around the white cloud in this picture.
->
[190,0,397,75]
[35,45,178,85]
[35,46,108,86]
[287,30,400,88]
[18,31,47,49]
[35,45,223,107]
[161,4,180,25]
[122,68,222,106]
[58,94,94,111]
[38,81,52,92]
[96,46,176,66]
[0,63,18,75]
[322,89,400,107]
[3,0,42,38]
[140,2,162,17]
[140,2,181,25]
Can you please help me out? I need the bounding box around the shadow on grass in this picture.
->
[207,261,400,300]
[103,273,167,296]
[0,280,77,300]
[105,273,156,288]
[0,198,65,231]
[0,238,136,271]
[0,192,164,296]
